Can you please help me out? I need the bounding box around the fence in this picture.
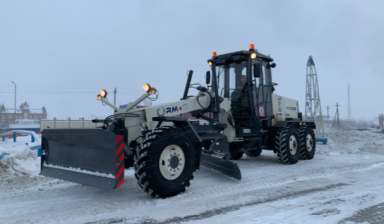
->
[40,118,99,132]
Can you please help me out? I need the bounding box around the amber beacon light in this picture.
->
[249,44,255,51]
[212,51,217,57]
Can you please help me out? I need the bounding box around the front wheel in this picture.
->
[134,127,196,198]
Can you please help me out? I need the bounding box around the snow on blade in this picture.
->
[43,163,115,178]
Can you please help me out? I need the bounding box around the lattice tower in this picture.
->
[305,56,325,137]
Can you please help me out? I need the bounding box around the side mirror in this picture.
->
[271,63,276,68]
[206,71,211,84]
[253,64,262,78]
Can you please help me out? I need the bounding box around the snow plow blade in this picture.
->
[200,153,242,180]
[40,128,125,190]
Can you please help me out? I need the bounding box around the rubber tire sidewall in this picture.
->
[135,128,195,198]
[285,127,300,163]
[300,126,316,160]
[277,127,300,164]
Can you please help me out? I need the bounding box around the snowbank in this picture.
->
[317,128,384,155]
[0,145,40,182]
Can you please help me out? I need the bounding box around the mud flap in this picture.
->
[40,128,125,190]
[200,153,242,180]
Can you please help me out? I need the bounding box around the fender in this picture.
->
[274,120,316,129]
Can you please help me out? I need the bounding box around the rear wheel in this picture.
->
[134,127,196,198]
[275,127,300,164]
[299,125,316,160]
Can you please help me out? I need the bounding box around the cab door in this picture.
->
[253,61,273,119]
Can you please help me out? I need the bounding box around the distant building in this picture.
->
[0,102,47,132]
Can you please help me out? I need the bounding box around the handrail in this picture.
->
[0,130,39,142]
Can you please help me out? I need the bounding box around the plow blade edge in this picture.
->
[200,153,242,180]
[40,128,125,190]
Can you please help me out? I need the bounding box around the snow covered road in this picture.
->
[1,129,384,224]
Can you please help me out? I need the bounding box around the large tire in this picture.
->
[299,125,316,160]
[275,127,300,164]
[229,143,243,160]
[134,127,196,198]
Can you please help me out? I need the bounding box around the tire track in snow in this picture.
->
[2,157,384,224]
[178,160,384,203]
[80,160,383,224]
[89,183,349,224]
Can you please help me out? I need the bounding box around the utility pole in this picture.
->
[11,81,16,124]
[327,106,330,128]
[114,88,117,105]
[333,103,340,128]
[305,55,325,137]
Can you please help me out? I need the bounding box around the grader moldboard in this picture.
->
[40,45,316,198]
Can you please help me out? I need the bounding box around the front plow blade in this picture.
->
[200,153,242,180]
[40,128,125,190]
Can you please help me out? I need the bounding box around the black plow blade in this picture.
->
[200,153,242,180]
[40,128,125,190]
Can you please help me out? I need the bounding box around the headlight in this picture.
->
[251,53,257,59]
[143,84,151,93]
[208,61,212,66]
[100,89,108,97]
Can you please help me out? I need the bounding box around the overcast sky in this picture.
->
[1,0,383,121]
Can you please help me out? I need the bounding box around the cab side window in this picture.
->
[262,63,269,85]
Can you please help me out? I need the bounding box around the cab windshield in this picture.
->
[215,61,247,98]
[214,61,251,116]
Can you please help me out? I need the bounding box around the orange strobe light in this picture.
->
[212,51,217,57]
[97,94,102,99]
[249,44,255,51]
[150,87,156,94]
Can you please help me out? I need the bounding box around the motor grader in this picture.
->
[40,44,316,198]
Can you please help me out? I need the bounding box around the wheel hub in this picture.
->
[306,134,313,152]
[159,144,185,180]
[170,156,179,169]
[289,135,298,155]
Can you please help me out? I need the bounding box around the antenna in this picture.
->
[305,56,325,137]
